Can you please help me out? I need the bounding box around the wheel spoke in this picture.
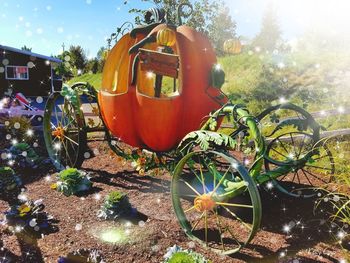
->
[297,134,306,158]
[277,138,290,155]
[290,133,297,156]
[271,147,289,159]
[204,211,208,246]
[61,139,73,167]
[189,166,210,193]
[301,169,314,186]
[302,169,329,184]
[181,179,201,196]
[214,209,225,251]
[191,211,205,231]
[222,206,252,231]
[210,167,230,197]
[198,158,207,194]
[184,205,197,213]
[63,134,79,146]
[216,202,253,209]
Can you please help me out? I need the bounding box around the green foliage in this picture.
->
[68,73,102,90]
[21,45,32,52]
[86,58,99,74]
[0,167,21,197]
[178,130,237,153]
[53,168,92,196]
[163,245,211,263]
[9,142,44,168]
[125,0,236,54]
[98,191,133,220]
[4,116,34,143]
[68,45,88,72]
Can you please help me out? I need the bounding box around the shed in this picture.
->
[0,45,62,98]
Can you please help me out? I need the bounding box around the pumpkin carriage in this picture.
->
[42,5,334,255]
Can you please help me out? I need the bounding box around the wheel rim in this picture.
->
[43,92,86,170]
[265,132,335,198]
[257,103,320,141]
[172,150,261,254]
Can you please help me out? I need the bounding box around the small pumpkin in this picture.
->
[223,39,242,54]
[156,27,176,47]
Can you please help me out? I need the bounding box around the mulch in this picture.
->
[0,141,348,263]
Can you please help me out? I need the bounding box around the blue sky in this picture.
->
[1,0,349,57]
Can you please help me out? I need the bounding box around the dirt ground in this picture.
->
[0,141,349,263]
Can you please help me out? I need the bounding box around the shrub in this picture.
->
[51,168,92,196]
[8,142,45,168]
[97,191,133,220]
[163,245,211,263]
[0,167,21,198]
[4,116,34,143]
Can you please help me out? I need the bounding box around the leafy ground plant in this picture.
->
[3,199,56,238]
[7,142,46,168]
[163,245,212,263]
[97,191,134,220]
[51,168,92,196]
[0,166,21,199]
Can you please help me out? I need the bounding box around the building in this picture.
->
[0,45,62,98]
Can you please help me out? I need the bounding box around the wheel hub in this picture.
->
[194,194,216,212]
[52,126,65,140]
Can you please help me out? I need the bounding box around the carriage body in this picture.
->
[98,24,227,152]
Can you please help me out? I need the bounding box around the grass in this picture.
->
[68,72,102,90]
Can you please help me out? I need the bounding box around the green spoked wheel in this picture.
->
[43,91,87,170]
[172,150,261,254]
[265,132,335,198]
[257,103,320,142]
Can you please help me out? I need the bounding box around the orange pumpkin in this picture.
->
[223,39,242,54]
[98,24,227,152]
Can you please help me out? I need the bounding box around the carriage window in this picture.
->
[5,66,29,80]
[137,47,180,98]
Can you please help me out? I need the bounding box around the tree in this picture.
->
[207,2,236,55]
[252,3,281,51]
[68,45,87,73]
[55,51,73,81]
[86,58,100,74]
[21,45,32,52]
[125,0,236,54]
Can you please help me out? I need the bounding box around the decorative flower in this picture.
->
[17,204,31,217]
[138,169,145,176]
[92,106,99,115]
[50,183,57,190]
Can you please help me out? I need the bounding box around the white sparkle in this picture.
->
[266,182,274,189]
[146,71,155,79]
[26,129,34,136]
[54,143,61,150]
[283,224,290,233]
[279,97,287,104]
